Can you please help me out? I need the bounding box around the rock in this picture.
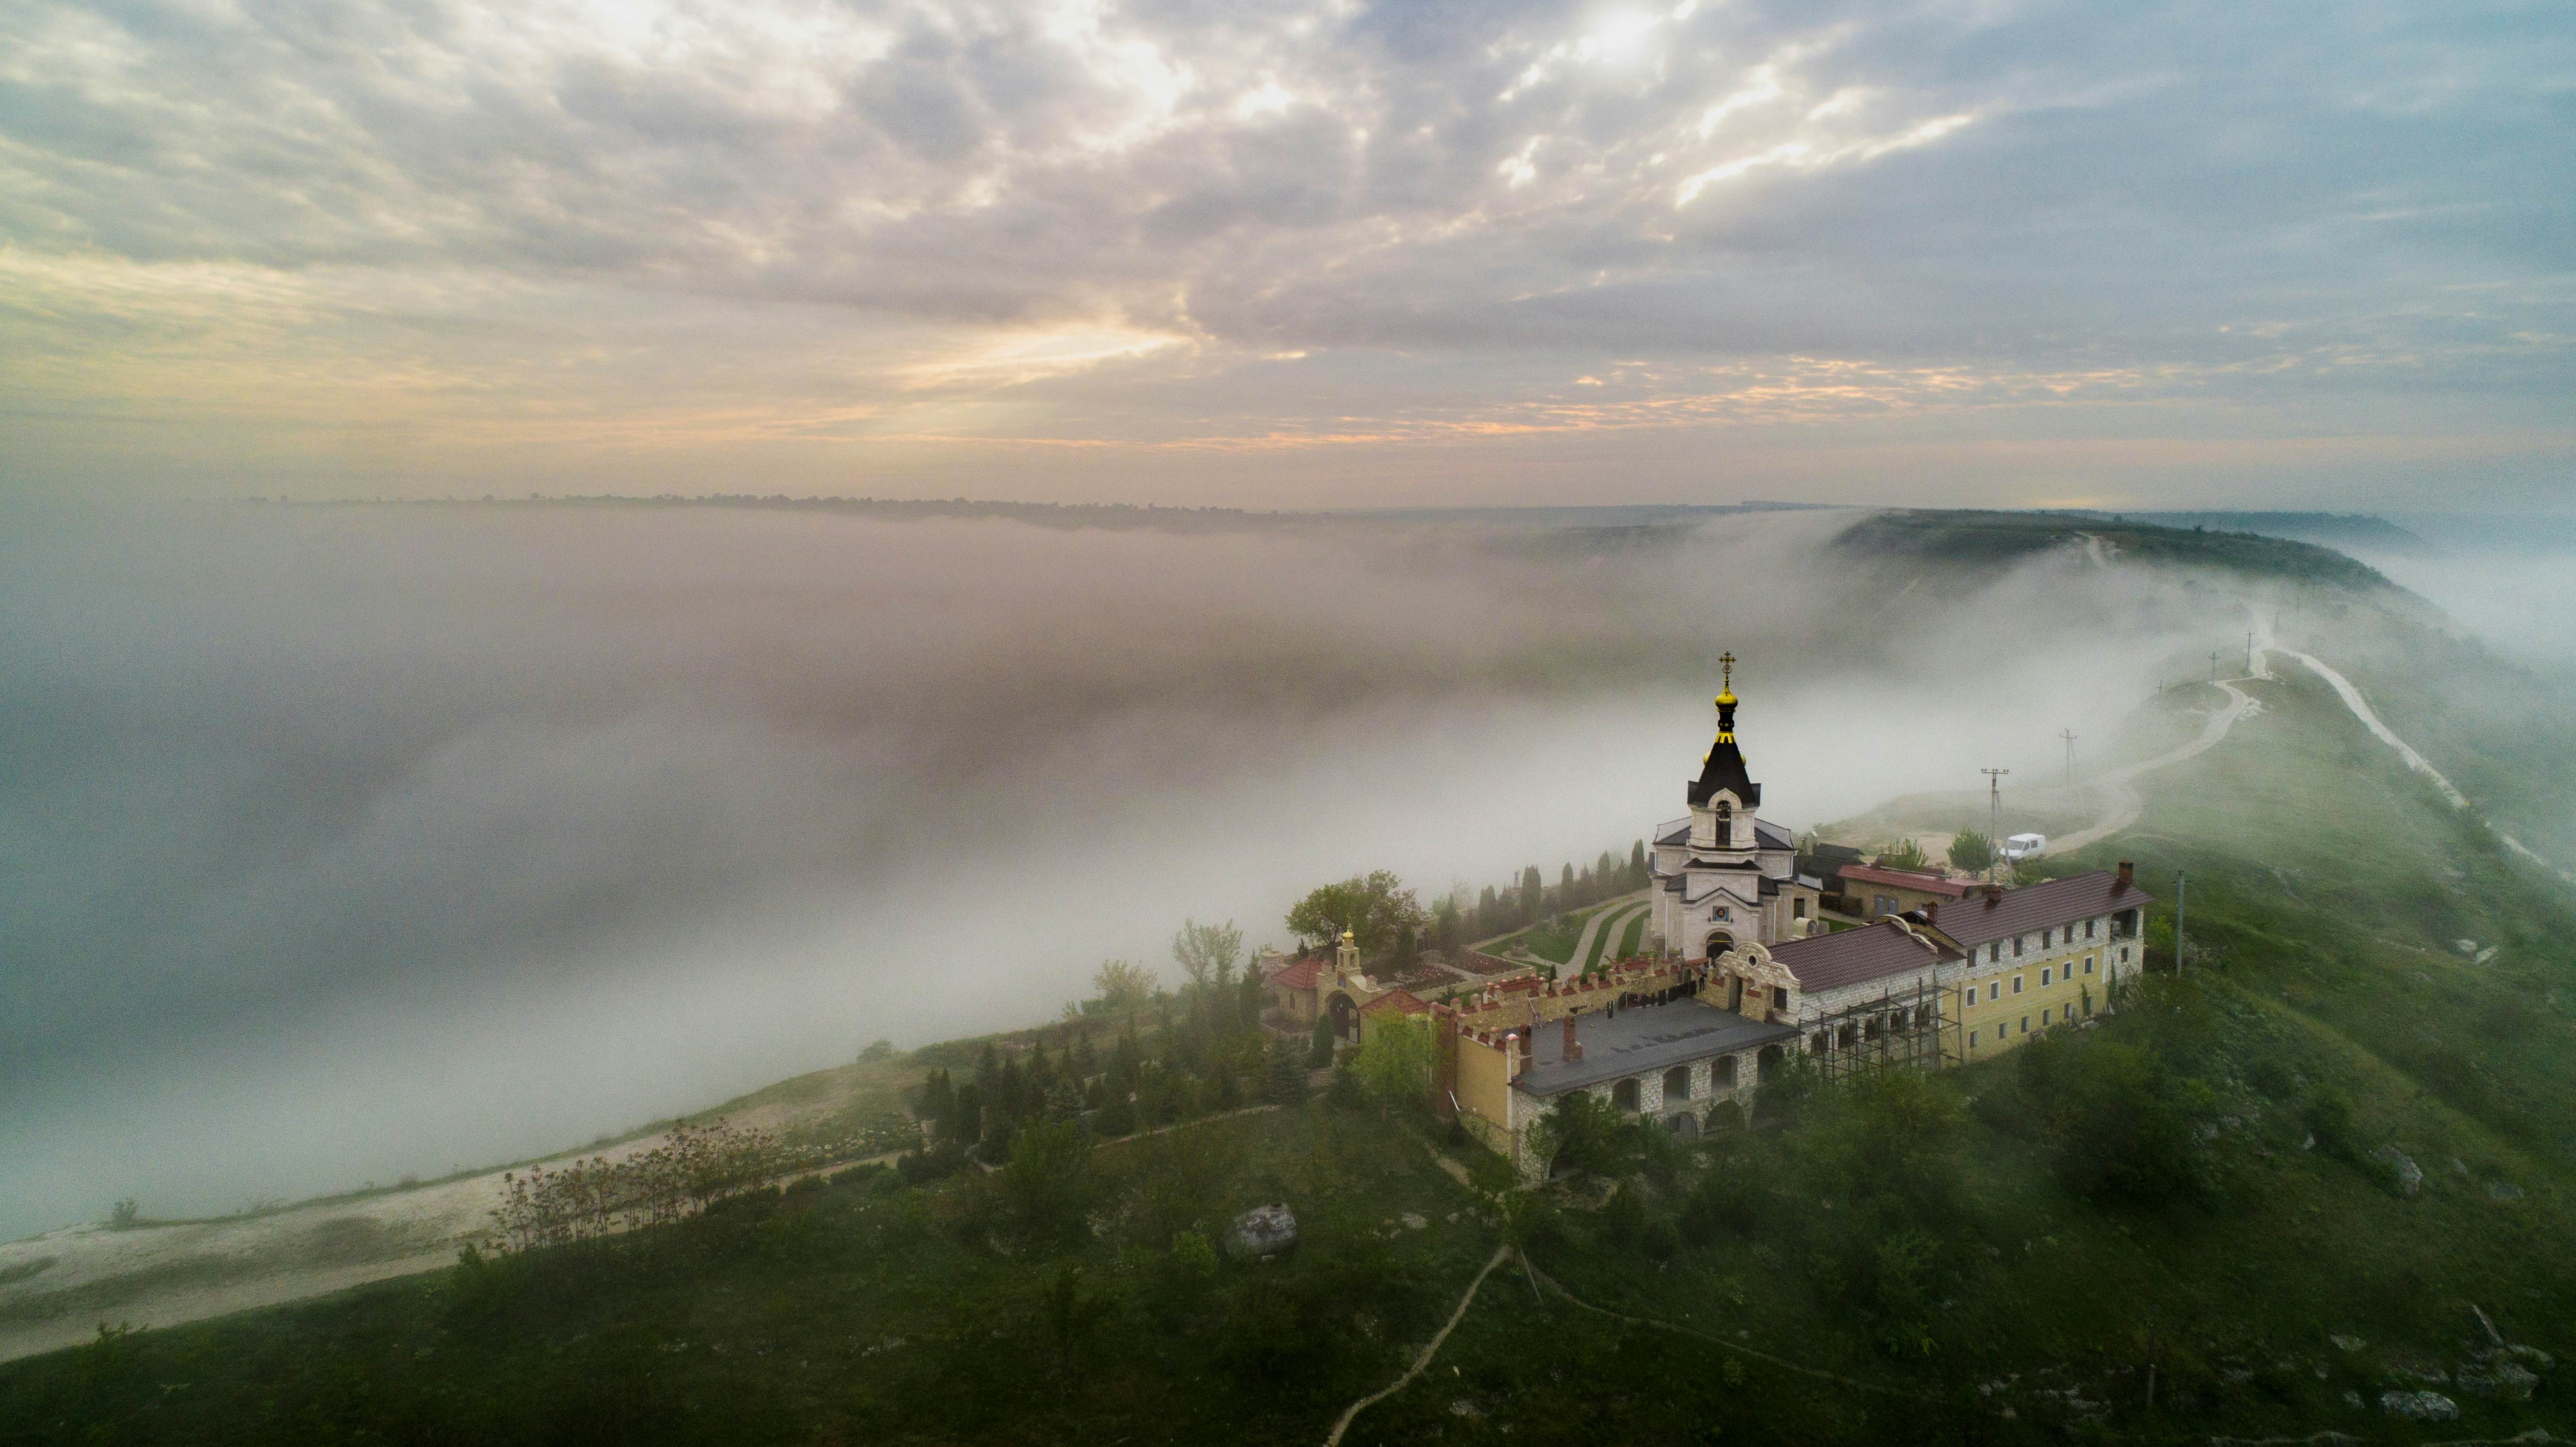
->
[1230,1203,1298,1258]
[2372,1146,2424,1197]
[2502,1344,2554,1369]
[2456,1360,2539,1402]
[2455,938,2479,956]
[2301,1132,2317,1151]
[1400,1212,1428,1231]
[2342,1390,2363,1409]
[2380,1390,2458,1421]
[2453,1157,2473,1179]
[2331,1334,2368,1353]
[2485,1180,2525,1202]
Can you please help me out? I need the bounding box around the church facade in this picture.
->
[1647,657,1823,962]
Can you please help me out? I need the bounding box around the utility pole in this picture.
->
[2208,650,2220,681]
[1982,768,2009,879]
[2060,728,2078,791]
[2246,629,2255,676]
[2174,870,2187,976]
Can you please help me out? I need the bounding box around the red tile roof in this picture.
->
[1362,988,1432,1017]
[1839,864,1973,898]
[1270,954,1327,990]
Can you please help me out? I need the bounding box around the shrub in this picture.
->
[2033,1039,2220,1204]
[998,1120,1098,1252]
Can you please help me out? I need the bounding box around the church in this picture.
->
[1647,654,1823,961]
[1433,658,2154,1176]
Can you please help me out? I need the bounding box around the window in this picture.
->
[1715,1056,1737,1088]
[1988,981,2000,1002]
[2042,928,2052,948]
[2020,1015,2030,1033]
[2041,966,2051,986]
[1962,985,1973,1009]
[1873,894,1899,917]
[2085,919,2097,939]
[2084,956,2094,975]
[2064,1004,2074,1022]
[2013,936,2025,957]
[2120,946,2130,964]
[1969,1030,1979,1048]
[1793,898,1808,919]
[1990,944,2002,963]
[2012,975,2023,995]
[1664,1066,1693,1102]
[1775,985,1790,1009]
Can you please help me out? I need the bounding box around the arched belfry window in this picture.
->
[1713,802,1733,846]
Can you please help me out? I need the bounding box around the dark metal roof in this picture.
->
[1767,918,1963,992]
[1686,695,1760,809]
[1511,998,1796,1098]
[1934,870,2154,949]
[1755,819,1796,850]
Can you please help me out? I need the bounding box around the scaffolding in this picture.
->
[1805,972,1962,1085]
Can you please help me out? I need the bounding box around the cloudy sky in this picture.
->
[1,0,2570,507]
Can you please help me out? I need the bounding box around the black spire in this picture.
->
[1686,655,1760,808]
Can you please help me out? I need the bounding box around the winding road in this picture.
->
[2042,615,2567,883]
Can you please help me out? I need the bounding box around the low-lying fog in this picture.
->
[0,503,2271,1238]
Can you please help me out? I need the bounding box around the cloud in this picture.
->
[0,0,2569,503]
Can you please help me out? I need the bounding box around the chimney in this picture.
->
[1924,900,1939,924]
[1516,1030,1534,1076]
[1985,883,2003,907]
[2117,860,2135,889]
[1562,1013,1583,1064]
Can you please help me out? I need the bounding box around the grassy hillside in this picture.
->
[9,649,2576,1444]
[1834,509,2402,595]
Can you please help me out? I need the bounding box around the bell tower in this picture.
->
[1687,652,1761,850]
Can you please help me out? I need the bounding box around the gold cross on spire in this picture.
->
[1719,652,1734,690]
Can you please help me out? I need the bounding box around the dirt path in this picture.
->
[2264,634,2570,882]
[2041,676,2258,860]
[1323,1243,1511,1446]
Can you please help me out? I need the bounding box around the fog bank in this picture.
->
[2,503,2254,1236]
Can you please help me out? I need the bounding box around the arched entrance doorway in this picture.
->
[1705,930,1733,962]
[1327,992,1357,1040]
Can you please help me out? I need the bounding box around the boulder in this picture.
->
[1230,1203,1299,1258]
[2379,1390,2458,1421]
[2372,1146,2424,1197]
[2456,1359,2539,1402]
[2485,1180,2525,1202]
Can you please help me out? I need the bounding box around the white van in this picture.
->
[2002,832,2048,861]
